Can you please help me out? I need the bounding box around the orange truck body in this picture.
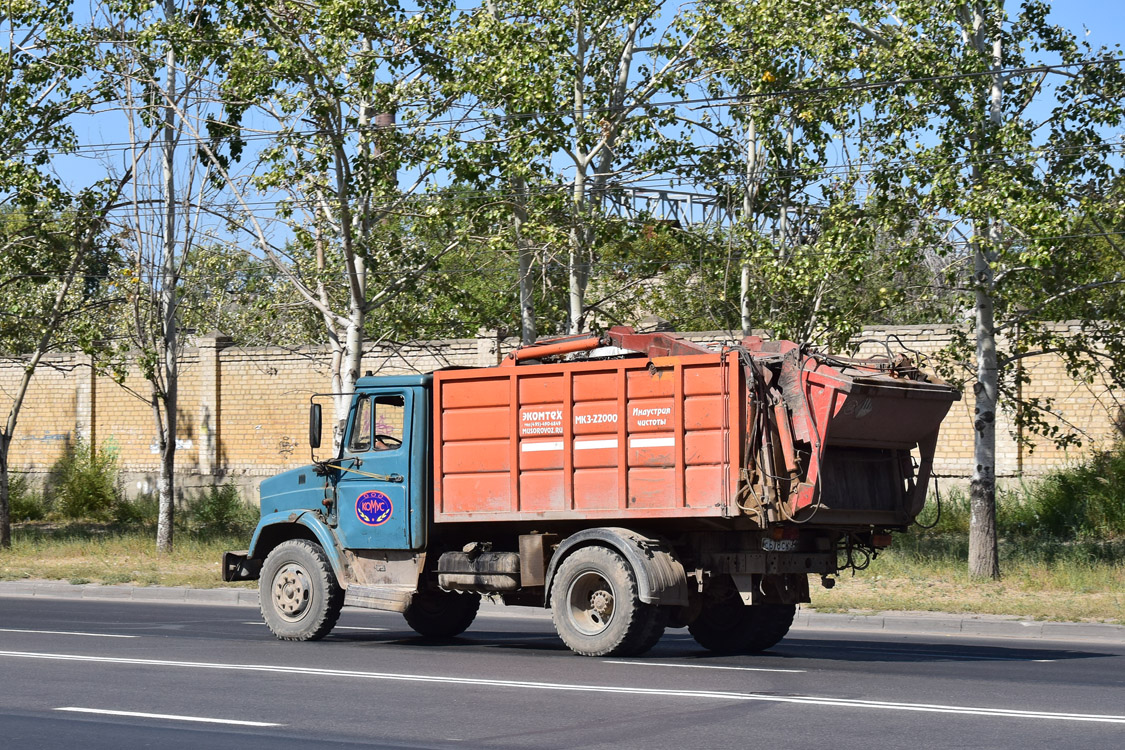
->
[434,329,958,530]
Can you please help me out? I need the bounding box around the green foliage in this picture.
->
[916,444,1125,543]
[50,440,123,521]
[111,494,160,527]
[1020,450,1125,538]
[7,473,46,522]
[185,483,257,537]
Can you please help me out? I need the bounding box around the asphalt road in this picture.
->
[0,597,1122,749]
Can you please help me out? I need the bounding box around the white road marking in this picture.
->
[55,707,279,727]
[3,650,1122,724]
[607,660,805,673]
[0,628,137,639]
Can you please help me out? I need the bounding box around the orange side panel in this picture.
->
[434,352,738,523]
[443,439,510,473]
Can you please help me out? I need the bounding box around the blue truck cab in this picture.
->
[222,374,471,641]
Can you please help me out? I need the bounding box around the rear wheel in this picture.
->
[403,590,481,638]
[259,539,343,641]
[550,546,664,657]
[688,600,796,654]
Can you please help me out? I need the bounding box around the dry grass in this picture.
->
[0,524,252,589]
[811,543,1125,623]
[811,573,1124,623]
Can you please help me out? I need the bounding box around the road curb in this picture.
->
[1,580,1121,643]
[791,610,1124,642]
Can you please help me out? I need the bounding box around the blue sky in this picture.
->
[1049,1,1125,50]
[32,0,1125,228]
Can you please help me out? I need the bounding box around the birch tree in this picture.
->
[859,1,1125,578]
[445,0,704,335]
[99,0,222,551]
[206,0,463,439]
[0,4,137,547]
[689,0,932,345]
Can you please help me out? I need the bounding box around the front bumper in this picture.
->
[222,550,263,582]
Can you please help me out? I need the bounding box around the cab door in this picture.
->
[334,390,413,550]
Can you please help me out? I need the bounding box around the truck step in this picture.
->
[344,584,416,613]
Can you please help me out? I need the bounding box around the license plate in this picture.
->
[762,538,798,552]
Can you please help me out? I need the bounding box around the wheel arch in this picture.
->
[543,527,688,607]
[249,511,348,585]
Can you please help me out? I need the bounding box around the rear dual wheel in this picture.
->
[688,599,795,654]
[404,590,481,638]
[550,546,666,657]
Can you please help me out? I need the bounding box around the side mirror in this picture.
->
[309,403,322,450]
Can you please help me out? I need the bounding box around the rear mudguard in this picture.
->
[248,510,349,585]
[543,527,689,607]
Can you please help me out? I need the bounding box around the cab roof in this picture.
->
[354,373,433,390]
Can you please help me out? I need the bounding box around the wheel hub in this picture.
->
[273,564,311,620]
[589,590,613,616]
[566,571,616,636]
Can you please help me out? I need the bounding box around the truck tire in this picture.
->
[259,539,343,641]
[635,607,670,653]
[688,601,796,654]
[550,546,664,657]
[403,591,481,638]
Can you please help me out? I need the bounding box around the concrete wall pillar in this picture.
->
[75,354,95,447]
[476,329,502,367]
[195,334,232,476]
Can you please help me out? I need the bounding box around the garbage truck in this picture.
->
[223,326,960,657]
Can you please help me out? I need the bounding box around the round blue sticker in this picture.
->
[355,490,393,527]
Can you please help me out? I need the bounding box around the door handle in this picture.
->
[386,473,404,483]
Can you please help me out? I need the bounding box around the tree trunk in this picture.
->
[740,114,759,336]
[969,231,1000,579]
[512,177,537,344]
[568,170,589,335]
[156,0,178,553]
[0,435,11,549]
[336,270,366,443]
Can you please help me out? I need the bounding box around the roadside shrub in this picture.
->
[914,484,970,534]
[112,493,160,527]
[50,440,122,520]
[186,483,257,536]
[915,446,1125,544]
[1021,448,1125,538]
[7,472,46,522]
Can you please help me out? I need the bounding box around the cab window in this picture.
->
[347,393,405,453]
[347,395,372,453]
[371,395,405,449]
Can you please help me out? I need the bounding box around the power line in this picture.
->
[7,229,1125,283]
[26,56,1125,157]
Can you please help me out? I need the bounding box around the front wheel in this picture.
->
[259,539,343,641]
[550,546,664,657]
[688,601,796,654]
[403,590,481,638]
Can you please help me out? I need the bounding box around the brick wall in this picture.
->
[2,325,1119,500]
